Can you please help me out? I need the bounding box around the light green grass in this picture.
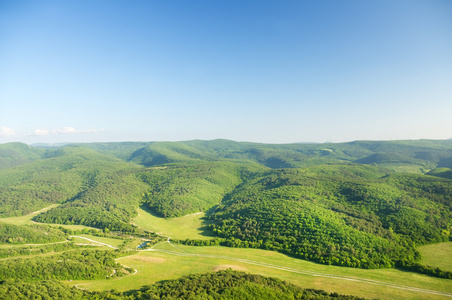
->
[70,235,125,248]
[418,242,452,272]
[379,164,427,174]
[74,244,452,300]
[0,204,59,225]
[132,207,214,240]
[0,244,28,249]
[0,204,99,231]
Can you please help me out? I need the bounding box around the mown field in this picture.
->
[418,242,452,272]
[66,208,452,300]
[0,204,100,231]
[132,207,214,240]
[74,244,452,300]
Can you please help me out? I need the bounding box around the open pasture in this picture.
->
[132,207,214,240]
[418,242,452,272]
[76,244,452,300]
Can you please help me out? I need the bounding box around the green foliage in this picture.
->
[128,141,218,166]
[0,146,149,231]
[418,242,452,272]
[139,162,245,217]
[0,223,67,244]
[123,139,452,169]
[0,242,91,259]
[131,270,364,299]
[0,280,91,300]
[34,171,148,232]
[71,141,149,161]
[210,165,452,269]
[1,139,451,280]
[0,270,363,300]
[0,250,122,281]
[0,142,45,170]
[0,146,142,218]
[426,168,452,179]
[396,262,452,279]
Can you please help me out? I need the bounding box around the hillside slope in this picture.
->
[210,164,452,269]
[0,142,45,170]
[0,146,148,231]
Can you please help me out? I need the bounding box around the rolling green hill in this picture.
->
[1,139,451,274]
[0,142,45,170]
[0,146,148,231]
[0,270,364,299]
[138,162,265,217]
[0,223,67,244]
[121,139,452,169]
[210,164,452,269]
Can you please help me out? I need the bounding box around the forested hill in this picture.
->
[73,139,452,170]
[3,139,452,172]
[0,139,451,271]
[0,146,148,231]
[209,165,452,269]
[0,142,45,170]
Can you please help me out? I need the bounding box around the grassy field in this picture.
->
[0,204,59,225]
[131,207,214,240]
[73,243,452,300]
[70,235,126,248]
[0,204,99,231]
[418,242,452,272]
[4,201,451,299]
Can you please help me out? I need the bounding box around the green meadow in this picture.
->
[75,244,452,300]
[69,235,125,248]
[0,204,99,231]
[102,202,451,299]
[418,242,452,272]
[132,206,214,240]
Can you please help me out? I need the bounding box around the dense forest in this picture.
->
[0,250,127,281]
[0,223,67,244]
[0,270,365,299]
[209,165,452,269]
[138,162,248,217]
[0,242,92,259]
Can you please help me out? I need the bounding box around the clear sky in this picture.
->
[1,0,451,144]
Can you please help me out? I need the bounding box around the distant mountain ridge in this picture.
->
[79,139,452,171]
[0,142,45,170]
[2,139,452,172]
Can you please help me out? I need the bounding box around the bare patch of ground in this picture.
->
[213,264,248,272]
[132,256,166,263]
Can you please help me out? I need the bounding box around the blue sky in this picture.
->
[1,0,451,144]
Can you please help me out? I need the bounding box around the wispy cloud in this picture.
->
[0,126,16,137]
[33,129,50,136]
[54,127,104,134]
[31,127,104,136]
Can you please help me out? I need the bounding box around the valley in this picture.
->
[0,139,451,299]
